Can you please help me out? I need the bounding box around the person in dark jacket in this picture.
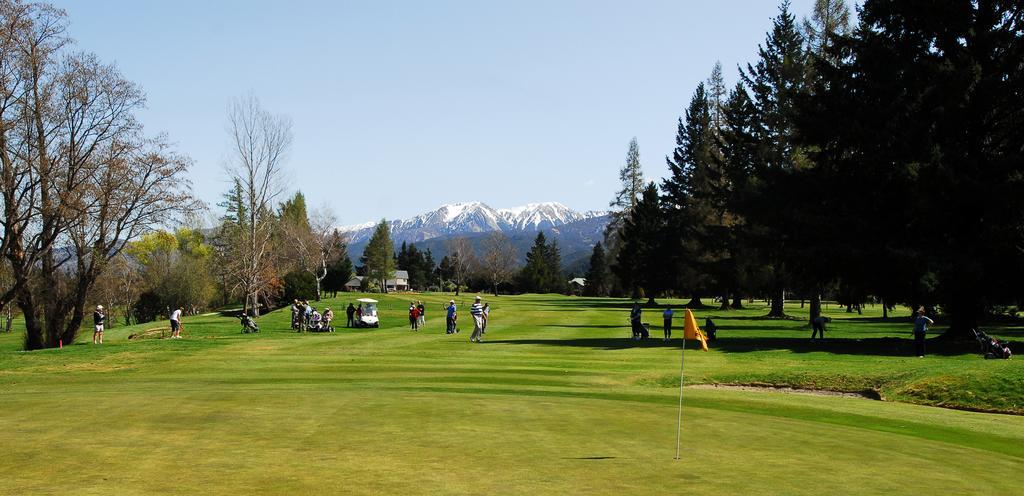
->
[630,303,644,340]
[346,303,356,327]
[93,305,106,344]
[704,317,717,341]
[811,315,831,340]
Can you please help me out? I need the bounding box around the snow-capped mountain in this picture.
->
[340,202,609,270]
[340,202,607,246]
[497,202,598,231]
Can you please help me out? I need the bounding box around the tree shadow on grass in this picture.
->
[708,336,979,357]
[538,324,626,329]
[529,299,637,310]
[483,336,994,357]
[483,338,679,351]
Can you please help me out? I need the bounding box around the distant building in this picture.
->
[344,276,363,292]
[388,270,410,292]
[568,277,586,295]
[345,270,410,292]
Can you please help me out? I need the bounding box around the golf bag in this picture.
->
[972,328,1011,359]
[239,314,260,334]
[630,320,649,340]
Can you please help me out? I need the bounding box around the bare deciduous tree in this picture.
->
[445,237,476,296]
[223,94,292,316]
[481,232,517,296]
[0,2,194,349]
[286,205,340,301]
[0,1,70,315]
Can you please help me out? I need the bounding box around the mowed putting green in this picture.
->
[1,294,1022,495]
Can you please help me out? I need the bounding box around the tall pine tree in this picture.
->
[362,220,395,293]
[800,0,1024,336]
[584,242,610,297]
[616,183,667,304]
[518,232,564,294]
[737,0,810,317]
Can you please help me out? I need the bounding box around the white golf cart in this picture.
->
[355,298,379,328]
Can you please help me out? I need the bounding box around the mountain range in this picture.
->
[341,202,610,274]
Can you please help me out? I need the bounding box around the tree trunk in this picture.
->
[646,296,657,307]
[20,289,43,350]
[809,292,821,325]
[943,291,983,340]
[61,284,90,347]
[686,296,703,308]
[731,295,744,309]
[719,292,730,311]
[882,298,888,319]
[766,287,786,318]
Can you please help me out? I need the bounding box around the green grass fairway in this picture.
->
[1,294,1023,495]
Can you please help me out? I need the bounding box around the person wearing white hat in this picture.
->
[92,305,106,344]
[470,296,485,343]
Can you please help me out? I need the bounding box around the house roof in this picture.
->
[346,270,410,287]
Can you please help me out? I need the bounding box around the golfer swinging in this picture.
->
[170,306,184,339]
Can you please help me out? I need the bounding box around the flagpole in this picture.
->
[674,333,685,460]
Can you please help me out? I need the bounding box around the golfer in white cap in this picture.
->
[470,296,485,343]
[93,305,106,344]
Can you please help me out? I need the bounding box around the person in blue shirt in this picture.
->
[445,300,458,334]
[303,300,313,332]
[913,307,934,358]
[662,307,674,341]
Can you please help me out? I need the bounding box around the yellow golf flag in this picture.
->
[683,309,709,351]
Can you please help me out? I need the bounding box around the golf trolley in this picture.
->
[630,320,650,340]
[972,328,1011,359]
[239,314,260,334]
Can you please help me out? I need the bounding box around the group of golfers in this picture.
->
[92,304,184,344]
[91,297,937,356]
[442,296,490,343]
[388,296,494,341]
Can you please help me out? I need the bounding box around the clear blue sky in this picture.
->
[53,0,823,225]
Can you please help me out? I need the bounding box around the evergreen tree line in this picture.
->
[397,242,437,290]
[587,0,1024,338]
[359,220,569,295]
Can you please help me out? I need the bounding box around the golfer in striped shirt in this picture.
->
[470,296,485,343]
